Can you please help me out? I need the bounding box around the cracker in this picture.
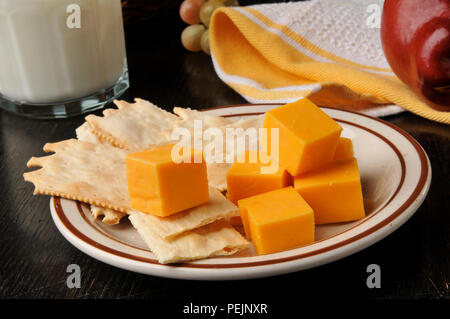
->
[85,98,178,151]
[91,205,126,225]
[128,215,249,264]
[76,122,127,224]
[130,188,238,239]
[24,139,132,212]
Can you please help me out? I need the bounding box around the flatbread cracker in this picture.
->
[77,122,127,224]
[90,205,126,225]
[24,139,132,212]
[130,188,238,240]
[85,98,178,151]
[128,215,249,264]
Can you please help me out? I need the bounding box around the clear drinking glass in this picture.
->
[0,0,129,118]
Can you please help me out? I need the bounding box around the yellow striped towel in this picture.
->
[209,0,450,124]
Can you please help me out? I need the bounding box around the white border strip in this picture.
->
[211,54,321,104]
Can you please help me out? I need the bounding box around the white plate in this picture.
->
[49,104,431,280]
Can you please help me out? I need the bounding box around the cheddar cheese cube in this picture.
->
[333,137,354,161]
[238,187,315,255]
[226,150,291,205]
[294,158,365,224]
[263,98,342,175]
[126,144,209,217]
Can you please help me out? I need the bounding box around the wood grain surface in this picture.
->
[0,5,448,300]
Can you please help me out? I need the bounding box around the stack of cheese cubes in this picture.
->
[227,98,365,255]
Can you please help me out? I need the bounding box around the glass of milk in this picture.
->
[0,0,129,118]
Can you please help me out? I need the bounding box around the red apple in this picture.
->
[381,0,450,111]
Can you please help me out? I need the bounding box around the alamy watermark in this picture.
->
[66,264,81,289]
[366,264,381,288]
[365,3,382,29]
[66,4,81,29]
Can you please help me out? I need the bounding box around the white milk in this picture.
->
[0,0,126,103]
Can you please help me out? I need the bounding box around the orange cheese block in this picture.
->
[294,158,365,224]
[226,150,291,205]
[333,137,354,161]
[263,98,342,176]
[125,144,209,217]
[238,187,315,255]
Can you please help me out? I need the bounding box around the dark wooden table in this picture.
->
[0,12,449,303]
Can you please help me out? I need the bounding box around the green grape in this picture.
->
[200,30,210,55]
[181,24,206,52]
[199,0,224,27]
